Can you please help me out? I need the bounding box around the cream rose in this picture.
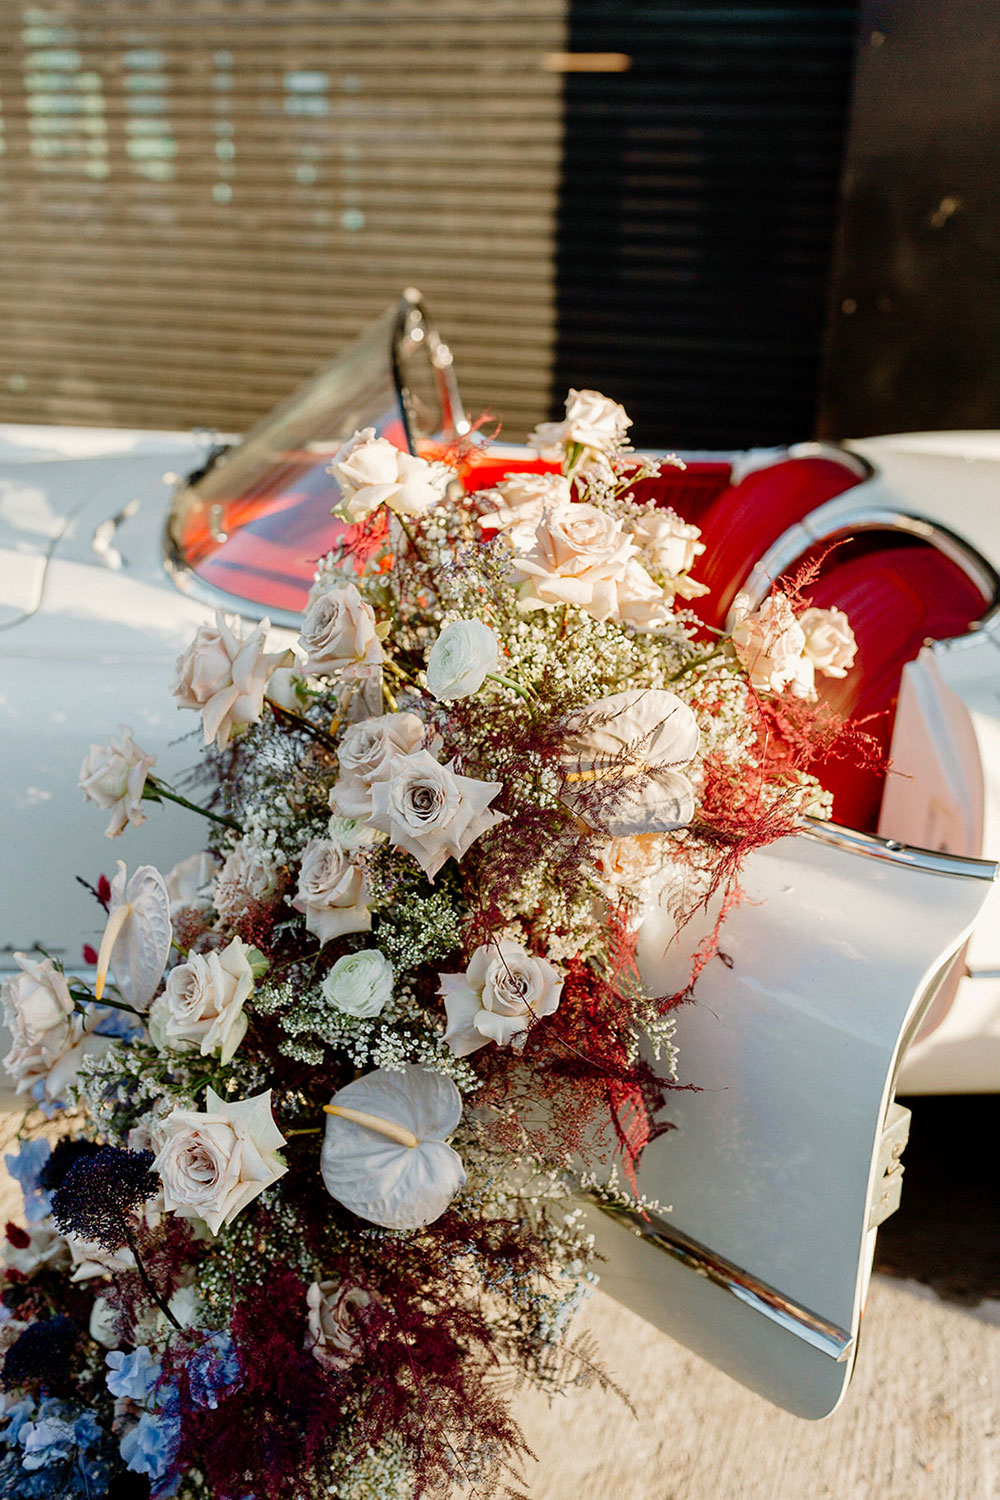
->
[291,838,371,945]
[593,833,672,894]
[305,1281,377,1371]
[330,711,425,819]
[173,611,289,750]
[321,949,393,1019]
[730,591,808,696]
[513,502,636,623]
[330,428,451,521]
[213,840,281,923]
[78,726,156,839]
[1,954,105,1101]
[628,509,708,599]
[425,619,500,701]
[298,584,384,681]
[798,606,857,679]
[163,851,219,920]
[528,389,631,461]
[440,939,562,1056]
[1,1223,68,1278]
[368,749,504,881]
[479,472,572,550]
[148,936,253,1065]
[614,558,673,633]
[152,1088,287,1237]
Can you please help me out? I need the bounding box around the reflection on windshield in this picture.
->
[167,305,412,617]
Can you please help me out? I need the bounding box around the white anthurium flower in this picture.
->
[440,940,563,1057]
[78,726,156,839]
[95,862,172,1011]
[321,1064,466,1230]
[330,428,452,522]
[425,619,500,701]
[368,750,504,881]
[560,689,700,836]
[147,935,254,1065]
[322,949,394,1019]
[172,611,291,750]
[152,1088,287,1237]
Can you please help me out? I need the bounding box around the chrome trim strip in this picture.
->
[737,506,1000,620]
[160,543,305,630]
[590,1200,855,1362]
[800,819,999,881]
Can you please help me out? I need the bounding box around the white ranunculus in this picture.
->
[330,428,451,522]
[172,611,290,751]
[298,584,384,681]
[78,726,156,839]
[439,939,562,1057]
[148,936,253,1065]
[560,689,700,836]
[322,949,393,1019]
[425,619,500,701]
[306,1281,377,1371]
[291,838,371,945]
[152,1087,287,1237]
[730,591,808,696]
[330,711,425,819]
[1,954,106,1101]
[368,750,504,881]
[513,502,636,623]
[479,472,572,550]
[320,1064,465,1230]
[213,840,281,923]
[798,606,857,679]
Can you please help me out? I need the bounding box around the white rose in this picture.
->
[528,389,631,461]
[613,558,673,633]
[173,611,289,750]
[798,607,857,679]
[213,841,281,923]
[291,838,371,945]
[513,502,636,623]
[440,939,562,1056]
[628,509,709,599]
[1,1223,69,1277]
[1,954,105,1101]
[730,592,808,696]
[305,1281,376,1371]
[321,949,393,1019]
[152,1087,287,1237]
[148,936,253,1065]
[561,689,700,836]
[479,472,572,550]
[593,834,672,894]
[330,712,425,819]
[78,726,156,839]
[426,619,500,701]
[163,852,219,920]
[368,750,504,881]
[330,428,451,521]
[89,1296,121,1349]
[298,584,384,681]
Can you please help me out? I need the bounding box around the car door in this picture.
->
[583,821,996,1417]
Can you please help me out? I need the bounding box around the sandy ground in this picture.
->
[1,1102,996,1500]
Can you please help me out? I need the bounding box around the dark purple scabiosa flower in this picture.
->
[50,1147,157,1253]
[1,1314,77,1390]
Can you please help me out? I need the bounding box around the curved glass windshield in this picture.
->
[166,296,459,621]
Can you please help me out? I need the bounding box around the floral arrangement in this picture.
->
[0,390,860,1499]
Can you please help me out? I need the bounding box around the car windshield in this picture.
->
[166,296,458,621]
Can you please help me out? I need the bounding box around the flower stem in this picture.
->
[265,699,339,753]
[485,672,536,705]
[71,987,142,1017]
[145,779,240,832]
[121,1220,181,1331]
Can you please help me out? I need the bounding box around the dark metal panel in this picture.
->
[819,1,1000,438]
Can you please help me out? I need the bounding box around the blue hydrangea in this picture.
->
[187,1330,244,1410]
[0,1396,36,1446]
[105,1344,160,1403]
[19,1415,76,1471]
[91,1003,143,1041]
[3,1140,53,1224]
[120,1405,181,1496]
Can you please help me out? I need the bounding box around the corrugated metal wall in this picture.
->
[0,1,568,436]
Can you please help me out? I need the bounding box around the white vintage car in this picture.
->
[1,293,997,1419]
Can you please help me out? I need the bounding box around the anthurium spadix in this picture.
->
[321,1064,466,1230]
[560,688,700,837]
[94,862,172,1011]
